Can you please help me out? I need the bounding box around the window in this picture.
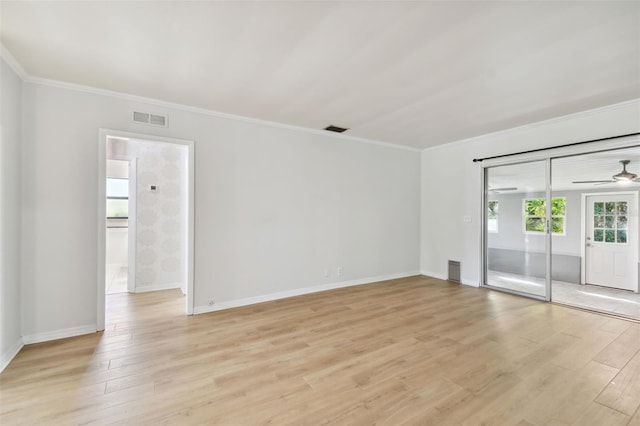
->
[523,197,566,235]
[106,178,128,218]
[487,201,498,233]
[593,201,627,243]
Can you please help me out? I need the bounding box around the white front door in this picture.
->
[586,194,638,291]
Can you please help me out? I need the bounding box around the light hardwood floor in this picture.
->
[1,275,639,425]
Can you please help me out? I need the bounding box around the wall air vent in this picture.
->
[448,260,461,283]
[324,125,349,133]
[132,111,168,127]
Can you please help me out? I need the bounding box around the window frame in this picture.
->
[592,200,628,244]
[106,177,129,219]
[522,197,566,236]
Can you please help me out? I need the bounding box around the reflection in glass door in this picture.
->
[484,160,550,300]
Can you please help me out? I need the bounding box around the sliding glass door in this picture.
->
[484,160,550,300]
[550,148,640,320]
[482,141,640,318]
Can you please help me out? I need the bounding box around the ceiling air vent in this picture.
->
[132,111,168,127]
[324,125,348,133]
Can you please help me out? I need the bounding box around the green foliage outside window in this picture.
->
[487,201,499,232]
[487,201,498,219]
[524,198,566,234]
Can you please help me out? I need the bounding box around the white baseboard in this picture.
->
[1,338,24,373]
[22,324,97,345]
[421,270,479,288]
[194,271,420,315]
[134,282,183,293]
[420,270,447,280]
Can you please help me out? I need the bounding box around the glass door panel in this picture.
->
[551,149,640,320]
[485,161,549,299]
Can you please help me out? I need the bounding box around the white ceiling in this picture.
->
[1,1,639,149]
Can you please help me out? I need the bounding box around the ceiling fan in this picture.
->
[572,160,640,185]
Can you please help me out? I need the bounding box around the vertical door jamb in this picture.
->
[545,158,552,302]
[127,158,137,294]
[480,166,488,288]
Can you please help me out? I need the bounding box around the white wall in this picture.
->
[20,81,421,338]
[106,159,128,179]
[105,228,128,266]
[0,57,23,369]
[134,141,186,292]
[421,100,640,285]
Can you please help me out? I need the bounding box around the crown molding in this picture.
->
[1,43,419,153]
[0,45,27,80]
[8,42,635,155]
[19,75,420,153]
[422,98,640,153]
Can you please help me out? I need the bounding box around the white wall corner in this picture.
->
[1,338,24,373]
[22,324,97,345]
[0,44,27,80]
[193,271,420,315]
[461,278,480,287]
[420,270,447,281]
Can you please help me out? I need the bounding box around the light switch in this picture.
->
[463,215,472,223]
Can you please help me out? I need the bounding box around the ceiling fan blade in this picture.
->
[489,187,518,192]
[571,180,615,184]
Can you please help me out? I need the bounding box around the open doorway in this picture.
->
[98,129,195,330]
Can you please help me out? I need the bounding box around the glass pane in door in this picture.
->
[485,161,548,298]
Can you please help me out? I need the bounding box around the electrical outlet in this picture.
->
[324,268,330,277]
[337,267,343,276]
[208,299,214,306]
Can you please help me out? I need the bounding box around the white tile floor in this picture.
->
[106,265,128,294]
[487,270,640,320]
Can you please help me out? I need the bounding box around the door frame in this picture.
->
[580,191,639,291]
[97,129,195,331]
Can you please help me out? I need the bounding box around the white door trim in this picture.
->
[580,191,638,291]
[98,129,195,331]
